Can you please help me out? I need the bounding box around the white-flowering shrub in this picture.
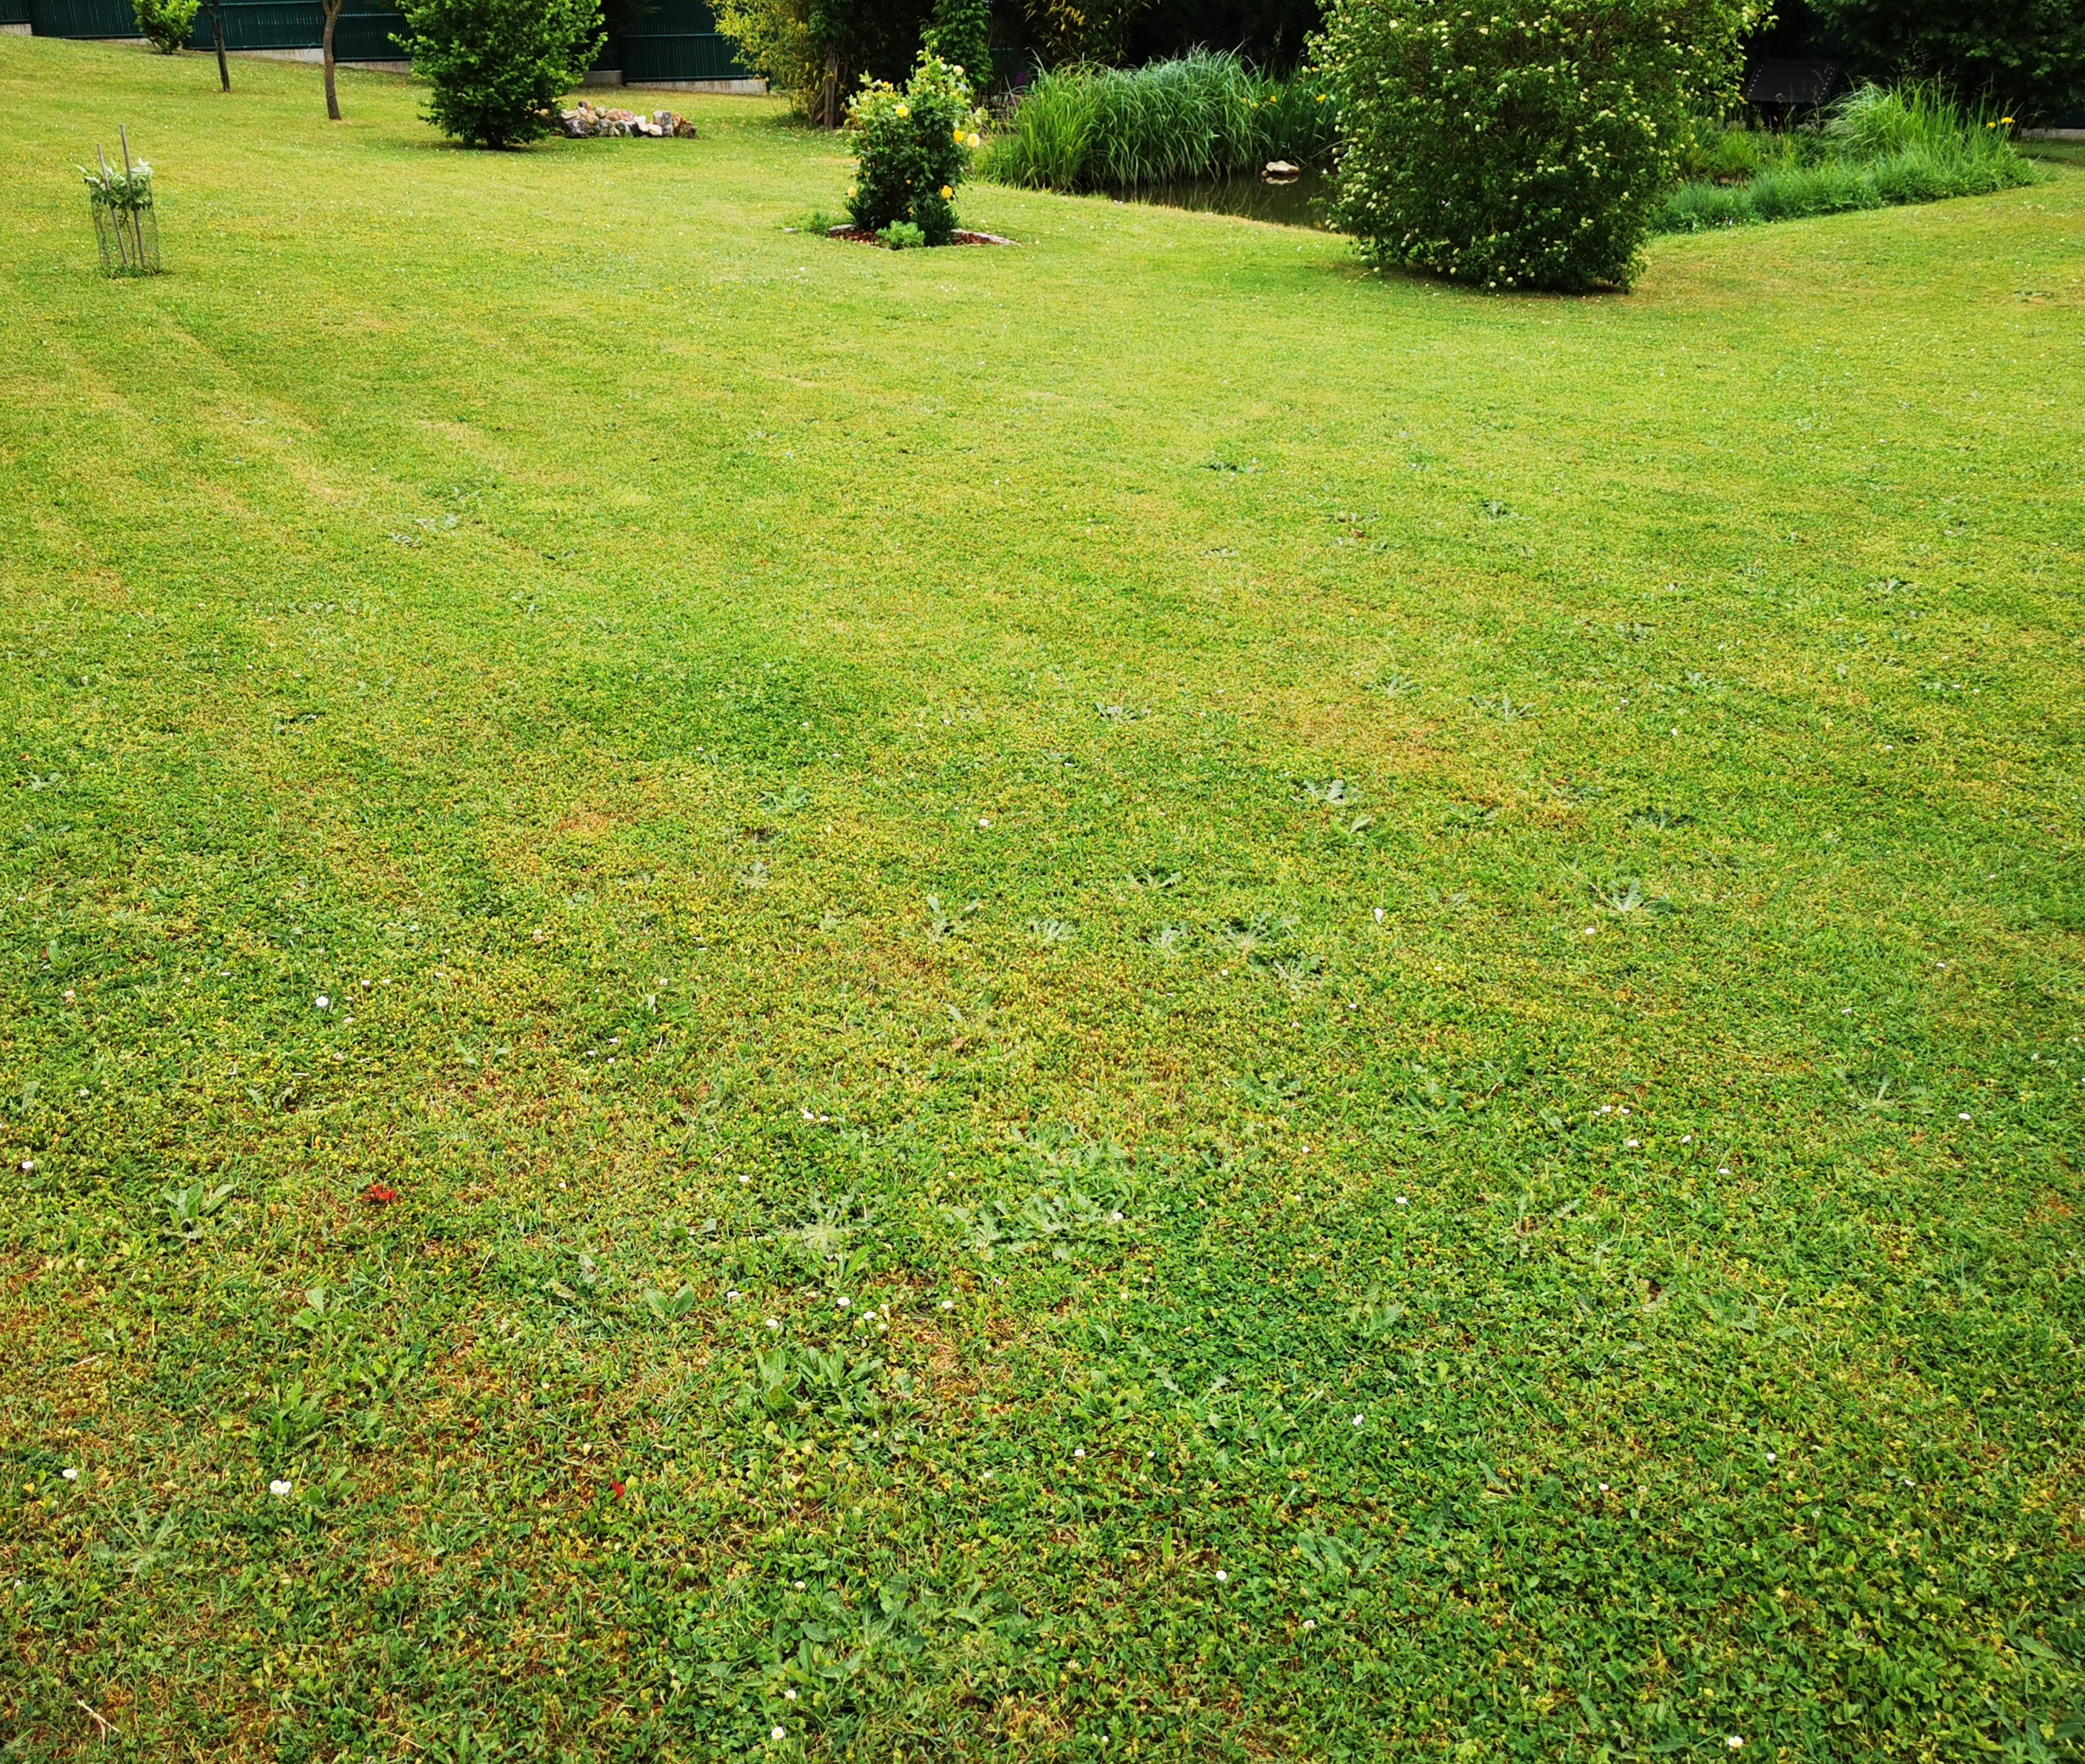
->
[1319,0,1758,291]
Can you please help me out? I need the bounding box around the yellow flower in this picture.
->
[940,184,953,198]
[954,127,964,143]
[968,132,981,146]
[895,103,910,118]
[2001,115,2014,125]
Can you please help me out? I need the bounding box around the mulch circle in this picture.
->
[826,225,1016,248]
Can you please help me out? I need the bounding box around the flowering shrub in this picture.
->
[1319,0,1758,291]
[847,51,982,246]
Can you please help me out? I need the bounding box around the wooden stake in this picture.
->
[117,126,143,268]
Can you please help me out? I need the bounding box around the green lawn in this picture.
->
[2,35,2083,1763]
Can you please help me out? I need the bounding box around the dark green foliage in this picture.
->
[923,0,991,96]
[847,51,975,243]
[1123,0,1319,70]
[980,48,1334,190]
[395,0,604,148]
[1655,81,2040,232]
[1320,0,1758,291]
[1811,0,2085,125]
[132,0,199,53]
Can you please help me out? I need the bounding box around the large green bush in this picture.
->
[980,49,1335,191]
[848,51,980,245]
[395,0,603,149]
[1811,0,2085,127]
[1319,0,1758,292]
[133,0,199,53]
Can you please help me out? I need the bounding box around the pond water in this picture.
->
[1112,169,1339,231]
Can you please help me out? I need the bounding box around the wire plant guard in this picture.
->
[81,127,160,278]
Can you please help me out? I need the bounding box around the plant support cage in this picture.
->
[83,127,160,278]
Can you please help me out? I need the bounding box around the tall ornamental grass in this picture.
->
[979,49,1335,191]
[1655,83,2037,233]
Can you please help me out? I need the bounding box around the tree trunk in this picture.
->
[209,2,230,91]
[322,0,343,120]
[822,50,840,130]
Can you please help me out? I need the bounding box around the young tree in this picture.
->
[397,0,605,148]
[203,0,231,90]
[322,0,345,119]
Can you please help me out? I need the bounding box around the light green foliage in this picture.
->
[1320,0,1758,290]
[980,48,1334,191]
[847,51,979,244]
[922,0,991,99]
[395,0,603,148]
[713,0,823,113]
[1657,82,2040,233]
[132,0,199,54]
[76,153,153,209]
[3,37,2084,1762]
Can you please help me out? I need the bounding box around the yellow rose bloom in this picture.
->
[895,103,910,118]
[954,127,964,143]
[940,184,953,198]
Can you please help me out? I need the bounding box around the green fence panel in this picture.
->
[618,0,748,81]
[28,0,137,37]
[182,1,404,57]
[0,0,32,26]
[619,30,746,81]
[24,0,736,78]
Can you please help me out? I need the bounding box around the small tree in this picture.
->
[135,0,199,53]
[1320,0,1758,292]
[322,0,345,119]
[396,0,605,148]
[202,0,231,90]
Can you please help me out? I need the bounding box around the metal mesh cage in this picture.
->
[92,199,160,277]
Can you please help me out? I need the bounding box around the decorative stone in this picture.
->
[558,102,697,139]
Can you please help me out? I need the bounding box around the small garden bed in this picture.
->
[826,224,1012,247]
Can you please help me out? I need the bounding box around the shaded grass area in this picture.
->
[1655,82,2040,234]
[979,48,1334,191]
[1,35,2084,1764]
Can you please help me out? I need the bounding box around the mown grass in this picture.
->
[2,33,2084,1764]
[1655,83,2041,235]
[979,50,1334,191]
